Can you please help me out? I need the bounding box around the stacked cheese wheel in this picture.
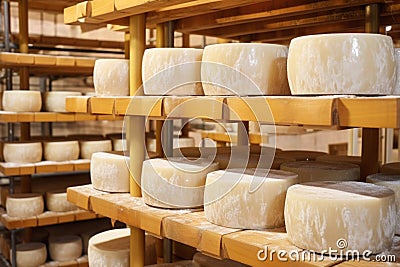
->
[43,91,82,112]
[43,141,80,161]
[2,90,42,112]
[12,242,47,267]
[93,59,129,96]
[3,142,42,163]
[6,193,44,217]
[48,235,82,261]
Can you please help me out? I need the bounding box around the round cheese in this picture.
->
[80,140,112,159]
[88,228,130,267]
[11,242,47,267]
[204,168,298,229]
[381,162,400,174]
[49,235,82,261]
[287,33,396,95]
[94,59,129,96]
[141,158,219,208]
[277,150,327,161]
[202,43,290,96]
[316,154,362,166]
[394,48,400,95]
[147,137,195,152]
[142,48,203,96]
[285,181,396,254]
[2,90,42,112]
[280,161,360,183]
[112,139,126,151]
[90,152,130,192]
[6,193,44,217]
[46,190,77,212]
[43,91,82,112]
[3,142,42,163]
[43,141,79,162]
[367,173,400,234]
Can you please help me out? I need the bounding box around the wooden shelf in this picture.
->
[36,256,88,267]
[201,131,263,145]
[0,111,122,123]
[10,0,84,13]
[0,52,94,76]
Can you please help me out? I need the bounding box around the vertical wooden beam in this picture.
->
[237,121,249,146]
[182,33,190,48]
[128,14,146,267]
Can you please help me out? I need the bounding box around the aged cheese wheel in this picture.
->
[46,190,77,212]
[3,142,42,163]
[381,162,400,174]
[2,90,42,112]
[11,242,47,267]
[147,137,195,152]
[93,59,129,96]
[367,173,400,234]
[202,43,289,96]
[49,235,82,261]
[316,154,362,166]
[287,33,396,95]
[80,140,112,159]
[278,150,327,161]
[205,168,298,229]
[285,181,396,253]
[142,48,203,95]
[394,48,400,95]
[280,161,360,183]
[43,141,79,161]
[141,158,219,208]
[112,139,126,151]
[43,91,82,112]
[6,193,44,217]
[90,152,130,192]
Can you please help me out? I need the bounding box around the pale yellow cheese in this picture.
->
[201,43,290,96]
[394,48,400,95]
[280,161,360,183]
[204,168,298,229]
[141,158,219,208]
[93,59,129,96]
[148,137,195,153]
[46,190,77,212]
[367,173,400,235]
[90,152,130,192]
[6,193,44,217]
[112,138,126,151]
[11,242,47,267]
[278,150,327,161]
[79,140,112,159]
[142,48,203,96]
[287,33,396,95]
[285,181,396,253]
[43,91,82,112]
[43,141,79,161]
[48,235,82,261]
[3,142,42,163]
[381,162,400,174]
[316,154,362,166]
[2,90,42,112]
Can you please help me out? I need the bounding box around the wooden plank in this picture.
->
[75,113,97,121]
[56,162,74,172]
[74,209,97,221]
[90,97,115,114]
[0,163,20,176]
[114,97,132,115]
[0,112,19,123]
[75,57,96,67]
[34,54,57,66]
[124,96,163,117]
[34,112,58,122]
[57,113,76,122]
[37,211,59,226]
[58,211,76,224]
[201,132,262,145]
[56,56,76,67]
[17,112,35,122]
[67,185,106,210]
[163,96,224,120]
[18,164,35,175]
[72,159,91,171]
[96,114,123,121]
[66,96,91,113]
[34,161,58,173]
[1,214,37,229]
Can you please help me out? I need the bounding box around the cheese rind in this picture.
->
[80,140,112,159]
[278,150,327,161]
[381,162,400,174]
[285,181,396,253]
[204,168,298,229]
[202,43,290,96]
[43,141,79,161]
[112,139,126,151]
[393,48,400,95]
[142,48,204,95]
[90,152,130,192]
[46,190,77,212]
[12,242,47,267]
[6,193,44,217]
[48,235,82,261]
[280,160,360,183]
[43,91,82,112]
[2,90,42,112]
[141,158,219,208]
[3,142,42,163]
[93,59,129,96]
[287,33,396,95]
[367,173,400,234]
[316,154,362,166]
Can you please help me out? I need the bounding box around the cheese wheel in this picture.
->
[142,48,203,96]
[90,152,130,192]
[43,91,82,112]
[80,140,112,159]
[3,142,42,163]
[202,43,290,96]
[285,181,396,253]
[147,137,195,152]
[381,162,400,174]
[46,190,77,212]
[367,173,400,234]
[112,139,126,151]
[280,161,360,183]
[316,154,362,166]
[193,252,248,267]
[11,242,47,267]
[2,90,42,112]
[141,158,219,208]
[394,48,400,95]
[204,168,298,229]
[49,235,82,261]
[287,33,396,95]
[43,141,79,161]
[6,193,44,217]
[93,59,129,96]
[278,150,327,161]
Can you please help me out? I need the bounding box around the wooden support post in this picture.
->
[237,121,249,146]
[128,14,146,267]
[182,33,190,48]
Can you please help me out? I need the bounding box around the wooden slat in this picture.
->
[67,184,107,210]
[0,161,89,176]
[163,96,224,120]
[201,132,263,145]
[66,96,91,113]
[90,97,115,114]
[122,96,163,117]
